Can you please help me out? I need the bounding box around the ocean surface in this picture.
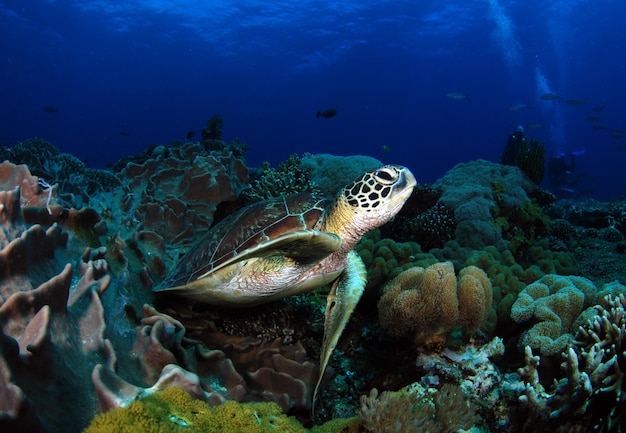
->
[1,0,624,199]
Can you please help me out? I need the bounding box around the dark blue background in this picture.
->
[1,0,624,198]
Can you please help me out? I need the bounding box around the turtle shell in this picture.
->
[159,193,329,289]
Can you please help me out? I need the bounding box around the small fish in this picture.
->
[380,145,390,153]
[186,130,196,140]
[43,105,58,113]
[525,122,544,130]
[565,98,586,106]
[541,93,563,101]
[119,131,130,137]
[586,115,601,122]
[591,124,606,131]
[617,145,626,152]
[446,92,470,101]
[509,103,532,112]
[316,108,337,119]
[592,103,607,112]
[610,129,624,139]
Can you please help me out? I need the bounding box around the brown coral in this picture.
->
[377,262,492,345]
[358,384,479,433]
[510,274,596,355]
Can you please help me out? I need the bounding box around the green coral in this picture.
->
[83,387,307,433]
[492,194,551,264]
[243,153,320,201]
[84,168,121,194]
[463,244,578,323]
[355,229,438,292]
[83,387,365,433]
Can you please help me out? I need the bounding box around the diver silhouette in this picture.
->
[500,125,526,165]
[547,151,589,197]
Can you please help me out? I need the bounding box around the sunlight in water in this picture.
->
[487,0,522,70]
[534,60,566,155]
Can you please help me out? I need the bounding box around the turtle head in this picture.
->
[332,165,416,238]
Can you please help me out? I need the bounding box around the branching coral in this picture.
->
[377,262,492,346]
[512,289,626,432]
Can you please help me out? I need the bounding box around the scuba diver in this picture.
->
[500,125,527,165]
[547,150,589,197]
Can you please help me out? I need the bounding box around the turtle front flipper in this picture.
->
[312,250,367,413]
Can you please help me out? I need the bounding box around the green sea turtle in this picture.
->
[154,164,416,409]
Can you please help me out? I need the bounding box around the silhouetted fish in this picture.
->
[592,103,607,112]
[586,115,601,122]
[316,109,337,119]
[119,131,130,137]
[446,92,470,101]
[591,124,606,131]
[44,106,58,113]
[566,98,586,106]
[541,93,563,101]
[186,130,196,139]
[509,103,531,112]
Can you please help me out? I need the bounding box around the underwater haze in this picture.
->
[1,0,625,199]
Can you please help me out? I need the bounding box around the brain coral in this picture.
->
[510,274,598,355]
[377,261,492,346]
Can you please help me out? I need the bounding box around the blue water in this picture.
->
[1,0,624,199]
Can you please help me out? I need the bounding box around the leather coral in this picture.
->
[377,261,492,345]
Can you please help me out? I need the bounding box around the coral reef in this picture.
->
[377,261,492,345]
[510,274,604,355]
[358,383,479,433]
[547,199,626,285]
[0,163,320,432]
[1,138,121,207]
[243,153,320,202]
[300,153,382,197]
[433,159,538,250]
[514,312,625,433]
[355,229,438,295]
[2,143,626,433]
[0,188,113,433]
[380,184,457,250]
[85,386,308,433]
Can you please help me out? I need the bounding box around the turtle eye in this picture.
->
[374,167,397,184]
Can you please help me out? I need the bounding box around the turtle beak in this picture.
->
[390,168,416,210]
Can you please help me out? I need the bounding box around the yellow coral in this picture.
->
[377,261,492,345]
[83,387,308,433]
